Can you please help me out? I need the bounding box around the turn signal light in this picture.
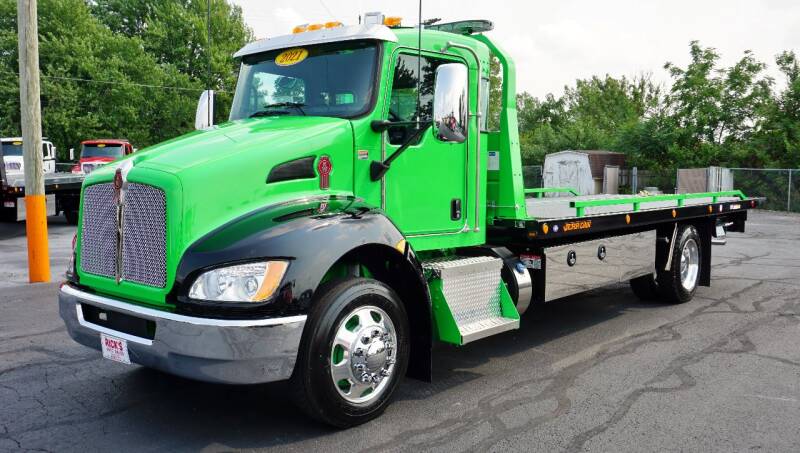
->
[293,21,344,34]
[384,16,402,27]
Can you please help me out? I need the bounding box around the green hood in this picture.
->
[80,116,355,304]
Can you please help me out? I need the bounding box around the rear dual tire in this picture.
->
[630,225,701,304]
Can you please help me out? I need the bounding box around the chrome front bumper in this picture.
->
[58,283,306,384]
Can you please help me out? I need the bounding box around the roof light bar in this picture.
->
[293,21,345,34]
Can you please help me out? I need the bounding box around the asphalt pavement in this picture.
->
[1,210,799,452]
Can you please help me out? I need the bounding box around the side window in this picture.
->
[387,54,447,145]
[41,143,48,159]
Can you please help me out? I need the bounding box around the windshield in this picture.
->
[1,142,23,157]
[230,40,379,120]
[81,144,124,158]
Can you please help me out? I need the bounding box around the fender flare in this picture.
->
[172,196,433,381]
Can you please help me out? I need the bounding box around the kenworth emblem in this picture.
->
[113,161,134,283]
[113,168,123,202]
[317,155,332,190]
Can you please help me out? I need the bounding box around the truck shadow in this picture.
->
[397,283,654,401]
[101,284,658,449]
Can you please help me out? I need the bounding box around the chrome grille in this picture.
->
[80,183,117,278]
[79,182,167,288]
[121,184,167,288]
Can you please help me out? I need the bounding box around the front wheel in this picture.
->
[657,225,701,303]
[290,278,409,428]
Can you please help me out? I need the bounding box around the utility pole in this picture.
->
[17,0,50,283]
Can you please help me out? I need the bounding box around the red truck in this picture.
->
[71,139,134,175]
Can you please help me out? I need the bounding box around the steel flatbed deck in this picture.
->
[2,171,85,222]
[2,172,85,191]
[489,189,762,246]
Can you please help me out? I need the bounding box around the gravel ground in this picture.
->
[0,210,798,452]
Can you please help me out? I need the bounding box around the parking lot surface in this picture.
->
[1,210,799,452]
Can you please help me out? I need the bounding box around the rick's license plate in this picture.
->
[101,333,131,364]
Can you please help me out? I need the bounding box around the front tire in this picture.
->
[657,225,701,304]
[290,278,409,428]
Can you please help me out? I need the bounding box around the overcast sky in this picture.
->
[230,0,800,98]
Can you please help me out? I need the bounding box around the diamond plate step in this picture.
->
[423,256,520,345]
[459,316,520,343]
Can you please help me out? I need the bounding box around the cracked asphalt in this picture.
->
[1,210,799,452]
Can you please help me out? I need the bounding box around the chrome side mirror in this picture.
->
[69,148,74,161]
[195,90,215,130]
[432,63,468,143]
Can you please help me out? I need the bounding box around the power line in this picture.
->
[0,69,227,92]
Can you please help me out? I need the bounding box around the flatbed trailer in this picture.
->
[57,14,763,428]
[1,153,84,223]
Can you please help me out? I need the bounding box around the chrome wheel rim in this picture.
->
[680,238,699,291]
[330,305,397,404]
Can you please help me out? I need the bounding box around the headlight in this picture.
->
[188,261,288,303]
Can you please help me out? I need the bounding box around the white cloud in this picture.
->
[231,0,800,97]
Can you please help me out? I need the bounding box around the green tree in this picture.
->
[752,51,800,168]
[514,41,798,171]
[663,41,773,166]
[0,0,200,156]
[0,0,252,157]
[91,0,252,121]
[515,74,661,163]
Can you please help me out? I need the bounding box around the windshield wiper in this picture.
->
[250,102,307,118]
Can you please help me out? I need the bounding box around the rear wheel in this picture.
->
[290,278,409,428]
[657,225,701,304]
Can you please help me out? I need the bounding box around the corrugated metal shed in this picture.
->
[579,150,626,179]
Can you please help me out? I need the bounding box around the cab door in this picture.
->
[382,53,468,235]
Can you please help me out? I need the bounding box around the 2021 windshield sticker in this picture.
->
[275,48,308,66]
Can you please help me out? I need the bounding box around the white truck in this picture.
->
[1,137,56,175]
[1,137,83,223]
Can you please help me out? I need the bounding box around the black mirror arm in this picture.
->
[370,119,421,132]
[370,122,432,181]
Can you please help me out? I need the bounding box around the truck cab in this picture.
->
[2,137,56,175]
[59,13,759,428]
[71,139,134,175]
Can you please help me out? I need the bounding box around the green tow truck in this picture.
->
[59,13,762,427]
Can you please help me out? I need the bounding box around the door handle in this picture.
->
[451,198,462,221]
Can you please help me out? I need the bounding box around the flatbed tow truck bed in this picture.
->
[489,189,760,245]
[487,189,762,306]
[525,193,742,219]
